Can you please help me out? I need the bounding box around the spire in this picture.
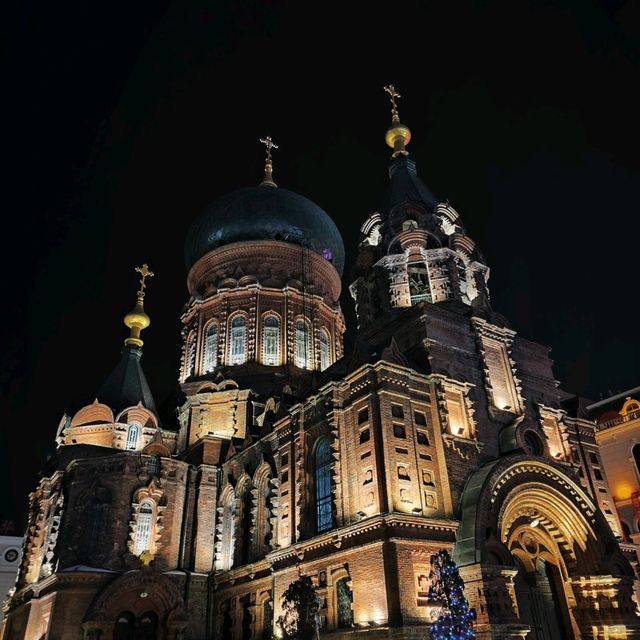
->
[383,84,411,158]
[123,263,154,347]
[259,136,278,187]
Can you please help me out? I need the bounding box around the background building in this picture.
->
[0,535,22,626]
[2,96,639,639]
[588,389,640,562]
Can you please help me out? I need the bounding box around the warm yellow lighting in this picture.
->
[616,484,633,501]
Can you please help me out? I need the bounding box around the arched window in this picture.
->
[633,444,640,480]
[319,329,331,371]
[336,578,354,628]
[234,485,253,567]
[408,259,431,304]
[204,323,218,372]
[262,600,273,640]
[217,491,235,571]
[138,611,158,640]
[230,316,247,365]
[125,423,140,451]
[253,470,273,560]
[315,438,333,532]
[134,501,154,555]
[295,319,312,369]
[402,219,419,231]
[262,315,280,366]
[114,611,135,640]
[185,332,196,379]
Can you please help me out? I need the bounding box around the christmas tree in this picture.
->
[428,549,476,640]
[276,575,321,640]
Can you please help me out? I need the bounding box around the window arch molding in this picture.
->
[261,312,281,367]
[228,313,248,365]
[202,320,219,373]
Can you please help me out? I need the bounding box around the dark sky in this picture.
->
[2,0,640,527]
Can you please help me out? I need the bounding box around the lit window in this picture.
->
[185,332,196,378]
[408,260,431,303]
[134,501,153,555]
[125,423,140,450]
[295,319,311,369]
[204,323,218,372]
[230,316,247,365]
[336,578,354,628]
[148,455,160,476]
[315,439,333,532]
[319,329,331,371]
[262,315,280,366]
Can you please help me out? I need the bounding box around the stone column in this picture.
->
[458,563,529,640]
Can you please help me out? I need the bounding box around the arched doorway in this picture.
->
[114,611,135,640]
[455,457,639,638]
[83,571,188,639]
[513,557,568,640]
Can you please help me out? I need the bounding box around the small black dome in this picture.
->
[185,186,345,275]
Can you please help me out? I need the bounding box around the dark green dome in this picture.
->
[185,186,345,275]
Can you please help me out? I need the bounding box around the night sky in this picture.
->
[2,0,640,528]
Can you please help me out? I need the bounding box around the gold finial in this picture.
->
[124,263,154,348]
[383,84,411,157]
[259,136,278,187]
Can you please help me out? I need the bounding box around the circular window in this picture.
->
[523,429,544,456]
[4,548,19,563]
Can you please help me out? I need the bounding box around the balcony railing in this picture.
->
[597,408,640,431]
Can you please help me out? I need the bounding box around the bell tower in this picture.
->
[350,87,491,331]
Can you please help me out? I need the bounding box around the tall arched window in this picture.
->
[336,578,354,628]
[633,444,640,480]
[295,319,312,369]
[315,438,333,532]
[125,423,140,451]
[319,329,330,371]
[134,501,154,555]
[230,316,247,365]
[185,332,196,379]
[262,315,280,366]
[204,323,218,372]
[234,485,253,567]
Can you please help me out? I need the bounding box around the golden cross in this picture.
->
[383,84,401,122]
[135,263,155,296]
[259,136,279,163]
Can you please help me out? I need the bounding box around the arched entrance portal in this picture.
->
[455,457,639,638]
[513,557,567,640]
[83,571,188,639]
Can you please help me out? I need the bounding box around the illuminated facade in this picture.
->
[589,390,640,564]
[3,92,640,639]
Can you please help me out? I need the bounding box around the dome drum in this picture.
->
[187,240,342,303]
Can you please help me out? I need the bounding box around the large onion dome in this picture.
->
[185,186,345,275]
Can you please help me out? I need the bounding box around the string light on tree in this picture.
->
[427,549,476,640]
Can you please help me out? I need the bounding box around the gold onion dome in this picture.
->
[383,84,411,157]
[124,264,154,347]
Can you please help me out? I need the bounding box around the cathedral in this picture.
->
[2,87,640,640]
